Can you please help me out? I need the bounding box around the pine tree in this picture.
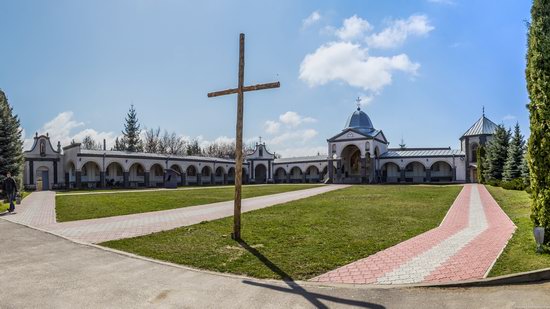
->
[0,89,24,185]
[483,125,510,181]
[503,123,525,181]
[527,0,550,239]
[476,145,486,183]
[121,105,142,152]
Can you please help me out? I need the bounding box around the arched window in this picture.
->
[471,143,479,163]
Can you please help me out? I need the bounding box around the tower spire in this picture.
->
[356,97,362,110]
[482,105,485,117]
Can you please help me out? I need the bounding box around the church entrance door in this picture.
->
[340,144,362,183]
[255,164,267,184]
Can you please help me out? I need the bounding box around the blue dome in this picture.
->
[344,107,374,131]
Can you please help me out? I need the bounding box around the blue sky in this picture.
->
[0,0,531,157]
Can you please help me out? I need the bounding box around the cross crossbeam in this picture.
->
[207,33,280,240]
[207,82,280,98]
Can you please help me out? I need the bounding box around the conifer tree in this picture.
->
[121,105,143,152]
[521,150,530,187]
[503,123,525,181]
[483,125,510,181]
[0,89,24,185]
[527,0,550,238]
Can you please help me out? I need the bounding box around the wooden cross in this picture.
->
[207,33,280,240]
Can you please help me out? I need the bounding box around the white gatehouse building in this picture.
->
[23,105,497,190]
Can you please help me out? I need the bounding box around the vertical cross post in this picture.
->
[233,33,245,240]
[207,33,280,240]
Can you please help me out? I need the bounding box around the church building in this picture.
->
[22,105,497,190]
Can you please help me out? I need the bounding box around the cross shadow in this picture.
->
[237,239,385,309]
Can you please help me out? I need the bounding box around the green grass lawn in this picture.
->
[487,186,550,277]
[56,184,321,222]
[102,185,462,280]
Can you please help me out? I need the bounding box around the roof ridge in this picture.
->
[461,114,498,138]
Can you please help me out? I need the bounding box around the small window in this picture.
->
[471,143,479,162]
[259,148,263,157]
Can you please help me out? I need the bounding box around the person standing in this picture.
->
[3,172,18,213]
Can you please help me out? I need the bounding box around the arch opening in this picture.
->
[81,161,101,188]
[129,163,146,187]
[227,167,236,184]
[340,144,365,183]
[201,166,212,184]
[274,167,286,183]
[186,165,198,185]
[430,161,453,182]
[405,162,426,183]
[150,163,165,187]
[305,165,320,183]
[105,162,124,188]
[289,166,303,183]
[381,162,400,183]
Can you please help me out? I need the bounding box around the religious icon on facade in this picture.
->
[40,140,46,156]
[350,150,361,175]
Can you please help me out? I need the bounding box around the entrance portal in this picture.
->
[36,166,49,191]
[254,164,267,184]
[340,144,363,183]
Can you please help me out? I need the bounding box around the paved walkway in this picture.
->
[2,219,550,308]
[1,185,347,243]
[311,184,516,285]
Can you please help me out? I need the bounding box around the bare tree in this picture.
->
[144,127,161,153]
[81,135,102,150]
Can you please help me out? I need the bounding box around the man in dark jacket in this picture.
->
[3,172,18,213]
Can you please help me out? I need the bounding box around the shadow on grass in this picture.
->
[237,239,385,309]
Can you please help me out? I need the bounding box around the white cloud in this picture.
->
[335,15,372,41]
[264,120,281,134]
[366,15,434,49]
[43,112,84,139]
[357,94,375,106]
[302,11,321,29]
[299,41,419,92]
[278,111,316,127]
[269,129,318,145]
[24,111,117,150]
